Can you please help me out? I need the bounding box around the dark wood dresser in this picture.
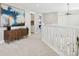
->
[4,28,29,43]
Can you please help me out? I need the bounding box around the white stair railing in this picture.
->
[42,24,78,56]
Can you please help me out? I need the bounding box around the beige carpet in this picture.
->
[0,33,58,56]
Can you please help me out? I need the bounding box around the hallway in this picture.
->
[0,33,58,56]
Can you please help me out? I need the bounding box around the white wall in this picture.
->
[63,15,79,26]
[43,12,58,25]
[0,28,4,43]
[43,10,79,27]
[58,12,79,26]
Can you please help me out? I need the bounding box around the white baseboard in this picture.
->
[42,39,64,56]
[0,40,4,44]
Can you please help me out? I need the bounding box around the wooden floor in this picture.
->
[0,33,58,56]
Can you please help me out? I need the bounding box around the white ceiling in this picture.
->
[6,3,79,13]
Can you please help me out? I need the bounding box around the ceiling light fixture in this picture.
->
[65,3,72,15]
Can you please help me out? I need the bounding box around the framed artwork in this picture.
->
[1,4,25,27]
